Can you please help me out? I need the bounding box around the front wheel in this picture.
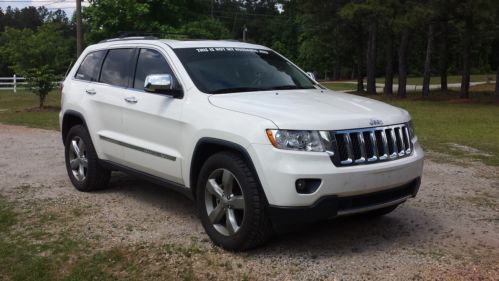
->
[196,151,272,251]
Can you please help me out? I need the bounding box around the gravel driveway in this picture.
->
[0,123,498,280]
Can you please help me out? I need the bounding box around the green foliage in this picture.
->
[0,23,70,107]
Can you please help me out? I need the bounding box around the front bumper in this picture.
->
[248,141,424,207]
[267,177,420,225]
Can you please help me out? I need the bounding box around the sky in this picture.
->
[0,0,89,17]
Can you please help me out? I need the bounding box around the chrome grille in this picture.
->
[331,124,413,167]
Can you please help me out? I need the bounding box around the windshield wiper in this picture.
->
[210,87,263,94]
[263,85,316,90]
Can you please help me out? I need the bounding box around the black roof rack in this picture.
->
[98,36,158,43]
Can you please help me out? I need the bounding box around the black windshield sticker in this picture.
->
[195,47,268,54]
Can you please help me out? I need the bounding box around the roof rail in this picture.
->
[98,36,158,43]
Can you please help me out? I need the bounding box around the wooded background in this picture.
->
[1,0,498,99]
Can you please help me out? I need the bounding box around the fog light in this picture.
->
[295,179,322,194]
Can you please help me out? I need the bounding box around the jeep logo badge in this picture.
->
[369,119,383,126]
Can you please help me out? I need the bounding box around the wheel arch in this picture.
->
[190,137,269,205]
[61,110,88,143]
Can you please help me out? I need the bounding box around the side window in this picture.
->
[75,50,106,81]
[99,48,134,87]
[134,49,175,90]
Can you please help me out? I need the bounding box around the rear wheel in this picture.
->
[64,125,110,191]
[196,151,272,251]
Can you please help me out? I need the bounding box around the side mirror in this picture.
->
[306,72,316,81]
[144,74,183,98]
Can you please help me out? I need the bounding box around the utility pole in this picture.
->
[242,25,247,42]
[211,0,214,19]
[76,0,83,58]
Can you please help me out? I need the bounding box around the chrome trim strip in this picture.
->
[99,135,176,161]
[356,132,366,163]
[368,131,378,162]
[341,134,354,165]
[389,128,398,159]
[379,130,389,160]
[337,195,411,216]
[397,127,406,156]
[403,126,412,154]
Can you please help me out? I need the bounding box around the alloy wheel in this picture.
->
[204,168,246,236]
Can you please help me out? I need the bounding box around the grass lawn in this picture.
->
[367,90,499,166]
[0,90,60,130]
[1,88,498,166]
[321,82,357,91]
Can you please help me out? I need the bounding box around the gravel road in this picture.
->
[0,123,498,280]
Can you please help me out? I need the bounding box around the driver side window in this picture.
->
[133,49,176,90]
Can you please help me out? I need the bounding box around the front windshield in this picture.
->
[173,47,318,94]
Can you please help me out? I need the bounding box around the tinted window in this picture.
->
[100,48,134,87]
[75,50,106,81]
[133,49,175,90]
[173,48,316,94]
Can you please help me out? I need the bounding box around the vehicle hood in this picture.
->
[208,89,410,130]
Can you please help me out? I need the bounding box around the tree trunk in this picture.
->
[39,94,46,108]
[366,24,377,95]
[397,29,409,98]
[439,20,448,91]
[357,41,364,93]
[460,17,472,99]
[422,23,435,98]
[384,32,394,96]
[495,67,499,99]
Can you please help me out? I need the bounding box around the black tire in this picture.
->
[196,151,272,251]
[64,125,110,191]
[359,204,399,218]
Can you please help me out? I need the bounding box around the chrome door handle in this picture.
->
[85,89,96,95]
[124,96,138,104]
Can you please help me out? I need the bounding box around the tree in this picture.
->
[455,0,495,99]
[422,22,435,97]
[0,24,71,107]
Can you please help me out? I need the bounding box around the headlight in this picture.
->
[266,129,332,152]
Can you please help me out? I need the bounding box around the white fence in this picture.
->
[0,75,28,93]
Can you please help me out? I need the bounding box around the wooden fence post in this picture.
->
[13,74,17,93]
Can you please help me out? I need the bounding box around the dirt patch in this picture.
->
[0,123,498,280]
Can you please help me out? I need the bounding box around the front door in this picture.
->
[119,48,184,184]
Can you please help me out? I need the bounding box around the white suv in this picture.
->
[60,37,424,250]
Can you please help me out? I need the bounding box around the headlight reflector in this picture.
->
[266,129,329,152]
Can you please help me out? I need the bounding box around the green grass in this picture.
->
[321,82,357,91]
[0,90,60,130]
[367,91,499,166]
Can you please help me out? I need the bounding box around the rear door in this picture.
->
[119,47,184,183]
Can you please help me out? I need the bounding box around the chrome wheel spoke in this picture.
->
[226,209,238,235]
[78,140,86,157]
[229,195,245,210]
[222,170,234,194]
[71,140,81,156]
[206,179,224,199]
[208,204,225,224]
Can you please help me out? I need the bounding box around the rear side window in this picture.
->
[75,50,106,81]
[99,48,134,87]
[133,49,175,90]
